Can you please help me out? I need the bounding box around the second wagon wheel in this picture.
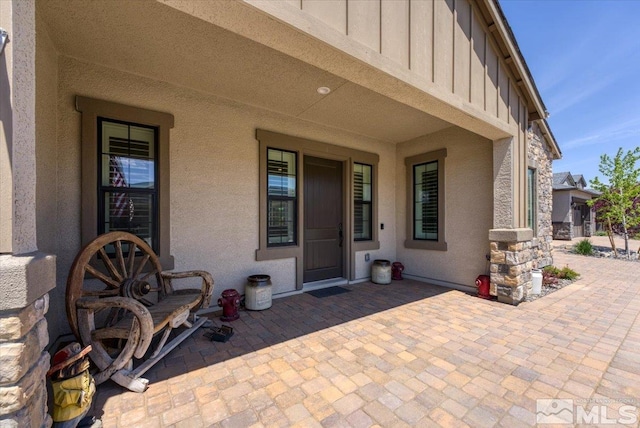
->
[65,231,164,382]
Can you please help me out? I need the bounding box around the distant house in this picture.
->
[552,172,599,239]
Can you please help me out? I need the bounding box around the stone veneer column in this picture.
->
[489,228,534,305]
[0,290,52,427]
[1,1,56,426]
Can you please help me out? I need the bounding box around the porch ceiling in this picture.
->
[38,0,451,143]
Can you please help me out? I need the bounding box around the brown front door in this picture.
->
[304,156,343,282]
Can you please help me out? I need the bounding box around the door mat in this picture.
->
[306,286,351,298]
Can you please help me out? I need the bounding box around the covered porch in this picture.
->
[0,0,556,424]
[34,0,508,344]
[87,251,640,426]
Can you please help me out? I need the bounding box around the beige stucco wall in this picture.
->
[395,127,493,289]
[40,55,397,339]
[0,0,14,253]
[34,12,64,342]
[1,0,40,255]
[35,14,58,255]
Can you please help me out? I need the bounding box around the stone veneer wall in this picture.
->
[553,222,573,240]
[0,294,51,427]
[527,122,554,268]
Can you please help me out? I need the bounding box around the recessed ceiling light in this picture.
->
[317,86,331,95]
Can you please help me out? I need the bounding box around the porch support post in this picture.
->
[0,1,55,426]
[489,228,533,305]
[490,136,534,305]
[492,137,515,228]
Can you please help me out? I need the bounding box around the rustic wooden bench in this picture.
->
[66,231,213,392]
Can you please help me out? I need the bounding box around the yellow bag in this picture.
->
[51,370,96,422]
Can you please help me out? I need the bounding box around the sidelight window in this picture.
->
[354,163,372,241]
[267,148,297,247]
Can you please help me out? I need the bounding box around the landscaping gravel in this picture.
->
[525,278,574,302]
[525,242,638,302]
[559,244,639,262]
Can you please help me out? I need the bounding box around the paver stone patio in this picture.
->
[88,249,640,427]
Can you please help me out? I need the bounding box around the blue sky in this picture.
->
[500,0,640,186]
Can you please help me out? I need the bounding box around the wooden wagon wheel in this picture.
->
[66,232,164,384]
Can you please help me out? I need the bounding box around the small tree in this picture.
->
[588,147,640,259]
[591,197,618,254]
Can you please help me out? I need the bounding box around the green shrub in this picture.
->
[558,266,580,281]
[542,265,580,283]
[595,231,608,236]
[574,238,594,256]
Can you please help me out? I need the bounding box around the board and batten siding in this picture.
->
[279,0,526,132]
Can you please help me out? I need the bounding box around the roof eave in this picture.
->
[483,0,546,117]
[481,0,562,159]
[538,119,562,160]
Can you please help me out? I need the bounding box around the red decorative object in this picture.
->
[475,275,491,299]
[391,262,404,280]
[218,289,240,321]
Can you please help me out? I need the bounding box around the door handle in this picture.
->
[338,223,343,248]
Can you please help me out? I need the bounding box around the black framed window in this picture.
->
[354,163,372,241]
[413,161,439,240]
[267,148,297,247]
[405,148,446,251]
[98,118,158,252]
[77,97,174,268]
